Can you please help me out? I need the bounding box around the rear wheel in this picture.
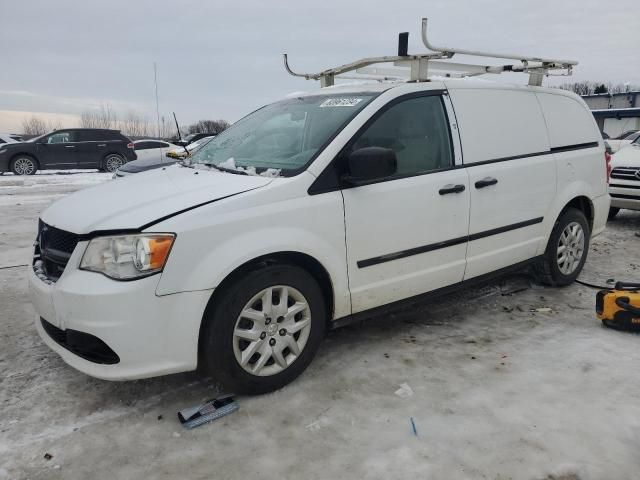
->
[608,207,620,220]
[200,264,326,395]
[103,154,125,173]
[10,156,37,175]
[535,208,590,286]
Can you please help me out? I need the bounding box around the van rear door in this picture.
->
[446,86,555,279]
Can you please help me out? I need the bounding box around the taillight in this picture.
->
[127,142,134,149]
[605,151,612,183]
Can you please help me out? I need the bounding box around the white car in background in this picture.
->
[607,130,640,153]
[608,136,640,218]
[133,139,177,161]
[0,133,23,145]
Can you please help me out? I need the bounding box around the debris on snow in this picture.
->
[178,395,238,429]
[532,307,553,313]
[410,417,418,437]
[394,383,414,398]
[43,453,53,460]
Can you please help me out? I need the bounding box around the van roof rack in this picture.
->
[283,18,577,88]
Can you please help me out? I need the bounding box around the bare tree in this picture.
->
[118,111,152,138]
[80,103,117,129]
[187,119,230,135]
[47,119,63,132]
[21,116,48,135]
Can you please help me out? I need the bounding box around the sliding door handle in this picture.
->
[439,184,466,195]
[475,177,498,189]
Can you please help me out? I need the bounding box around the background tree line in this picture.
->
[20,103,230,140]
[557,81,640,96]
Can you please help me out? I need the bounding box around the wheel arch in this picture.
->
[561,195,594,231]
[197,251,335,361]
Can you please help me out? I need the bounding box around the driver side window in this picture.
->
[350,95,453,177]
[47,132,73,144]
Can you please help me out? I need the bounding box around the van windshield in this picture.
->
[190,94,376,176]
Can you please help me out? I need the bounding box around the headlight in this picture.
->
[80,234,175,280]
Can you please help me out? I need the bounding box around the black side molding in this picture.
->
[357,217,544,269]
[549,141,599,153]
[357,236,468,268]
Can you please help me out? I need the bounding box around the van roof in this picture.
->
[288,78,582,99]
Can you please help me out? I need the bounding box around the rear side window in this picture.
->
[135,141,167,150]
[448,88,548,163]
[102,130,121,140]
[535,92,599,148]
[349,95,453,176]
[75,130,99,142]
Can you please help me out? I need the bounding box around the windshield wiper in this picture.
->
[205,163,248,175]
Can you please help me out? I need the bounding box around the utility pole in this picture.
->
[154,62,161,138]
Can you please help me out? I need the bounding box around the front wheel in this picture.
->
[200,264,327,395]
[535,208,590,286]
[10,156,37,175]
[103,154,125,173]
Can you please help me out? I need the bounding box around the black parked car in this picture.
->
[0,128,137,175]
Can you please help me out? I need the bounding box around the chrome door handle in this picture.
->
[97,144,106,147]
[65,145,75,148]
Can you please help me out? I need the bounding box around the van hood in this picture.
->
[41,165,273,234]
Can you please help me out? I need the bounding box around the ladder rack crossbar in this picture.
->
[283,18,577,87]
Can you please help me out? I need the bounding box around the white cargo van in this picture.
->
[29,21,610,393]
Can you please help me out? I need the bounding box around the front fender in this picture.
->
[155,187,351,319]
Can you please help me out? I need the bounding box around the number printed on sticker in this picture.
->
[319,97,364,107]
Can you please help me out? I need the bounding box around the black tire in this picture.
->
[103,154,125,173]
[199,264,327,395]
[535,207,590,286]
[10,155,38,175]
[608,207,620,220]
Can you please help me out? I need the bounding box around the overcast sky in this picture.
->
[1,0,638,132]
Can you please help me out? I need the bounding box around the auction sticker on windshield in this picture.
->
[319,97,364,107]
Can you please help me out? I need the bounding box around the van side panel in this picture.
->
[535,91,609,240]
[447,86,556,279]
[446,87,549,163]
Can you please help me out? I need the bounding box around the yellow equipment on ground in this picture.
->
[597,282,640,331]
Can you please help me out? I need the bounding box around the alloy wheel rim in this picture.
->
[232,285,312,377]
[557,221,585,275]
[106,156,123,172]
[14,158,35,175]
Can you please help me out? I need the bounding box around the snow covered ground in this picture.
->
[1,172,640,479]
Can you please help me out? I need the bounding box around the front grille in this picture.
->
[33,220,80,282]
[611,167,640,182]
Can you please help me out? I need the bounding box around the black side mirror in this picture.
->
[342,147,397,186]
